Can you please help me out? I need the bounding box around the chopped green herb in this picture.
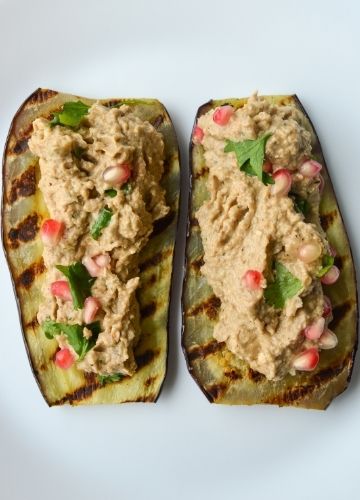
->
[56,262,95,309]
[51,101,90,128]
[224,133,272,185]
[98,373,124,385]
[316,254,335,278]
[121,182,133,194]
[42,320,101,359]
[104,188,117,198]
[264,261,303,309]
[90,207,113,240]
[289,192,310,216]
[73,146,86,159]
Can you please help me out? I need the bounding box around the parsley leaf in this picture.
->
[56,262,95,309]
[264,261,302,309]
[98,373,124,385]
[104,188,117,198]
[42,320,101,359]
[241,160,275,185]
[51,101,90,128]
[316,254,334,277]
[224,133,272,184]
[289,192,310,216]
[90,207,113,240]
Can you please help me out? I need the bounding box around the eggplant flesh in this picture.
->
[2,89,180,406]
[182,95,358,409]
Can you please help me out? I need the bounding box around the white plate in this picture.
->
[1,1,359,499]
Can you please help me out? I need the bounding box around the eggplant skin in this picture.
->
[182,95,358,410]
[2,88,180,406]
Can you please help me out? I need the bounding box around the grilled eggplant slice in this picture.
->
[2,89,180,406]
[182,95,358,409]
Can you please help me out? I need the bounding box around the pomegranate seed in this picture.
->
[263,160,273,173]
[271,168,292,196]
[103,163,131,186]
[40,219,64,246]
[319,329,338,350]
[242,270,263,290]
[55,348,74,369]
[299,159,322,178]
[82,256,101,277]
[50,281,72,301]
[323,295,332,318]
[328,245,337,257]
[318,174,325,193]
[193,126,204,144]
[293,348,319,371]
[321,266,340,285]
[304,317,325,340]
[298,242,322,263]
[213,105,234,126]
[93,253,111,268]
[83,297,101,324]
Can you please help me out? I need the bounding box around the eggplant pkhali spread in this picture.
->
[193,93,340,381]
[29,102,169,377]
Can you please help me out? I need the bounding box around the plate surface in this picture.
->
[0,1,359,499]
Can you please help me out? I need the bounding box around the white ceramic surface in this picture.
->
[1,1,359,499]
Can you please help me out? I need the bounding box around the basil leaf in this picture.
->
[316,254,335,278]
[289,192,310,216]
[104,188,117,198]
[42,320,101,358]
[51,101,90,128]
[90,207,113,240]
[224,133,272,184]
[264,261,303,309]
[56,262,95,309]
[98,373,124,385]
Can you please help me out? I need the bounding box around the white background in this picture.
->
[1,1,359,499]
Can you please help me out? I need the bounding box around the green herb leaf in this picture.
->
[51,101,90,128]
[264,261,303,309]
[316,254,335,278]
[42,320,101,359]
[73,146,86,159]
[104,188,117,198]
[224,133,272,184]
[289,192,310,216]
[98,373,124,385]
[121,182,133,194]
[240,160,275,185]
[56,262,95,309]
[90,207,113,240]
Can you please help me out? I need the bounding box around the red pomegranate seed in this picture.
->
[263,160,273,173]
[83,297,101,324]
[271,168,292,196]
[50,281,72,301]
[103,163,131,186]
[299,159,322,178]
[323,295,332,318]
[242,270,263,290]
[82,256,101,277]
[55,348,74,369]
[318,329,338,350]
[40,219,64,246]
[304,317,325,340]
[193,126,204,144]
[321,266,340,285]
[213,105,234,126]
[93,253,111,268]
[292,348,319,371]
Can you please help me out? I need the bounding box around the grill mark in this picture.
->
[187,295,221,321]
[144,375,157,388]
[140,248,172,272]
[53,382,99,406]
[25,317,39,331]
[188,340,224,362]
[320,210,337,231]
[9,166,36,203]
[224,369,242,381]
[206,382,227,401]
[16,259,45,289]
[29,89,58,104]
[195,166,209,179]
[191,256,204,272]
[331,301,352,330]
[190,217,199,227]
[13,138,29,154]
[136,349,159,369]
[8,213,39,249]
[152,210,175,237]
[151,114,164,129]
[163,157,173,176]
[140,301,157,318]
[334,254,344,271]
[247,368,266,383]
